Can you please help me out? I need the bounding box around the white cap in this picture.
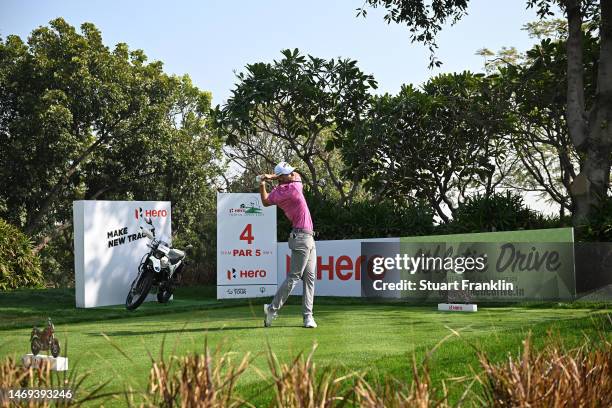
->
[274,161,295,176]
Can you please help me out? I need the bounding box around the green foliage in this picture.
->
[443,192,553,234]
[172,191,218,285]
[0,19,223,285]
[0,18,223,230]
[277,192,434,241]
[214,48,377,204]
[357,0,470,67]
[577,198,612,241]
[0,219,44,290]
[359,0,611,227]
[39,228,75,288]
[341,72,512,223]
[216,48,377,145]
[494,33,599,215]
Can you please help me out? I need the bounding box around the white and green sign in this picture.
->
[361,228,576,302]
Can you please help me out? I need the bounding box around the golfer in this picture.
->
[258,161,317,328]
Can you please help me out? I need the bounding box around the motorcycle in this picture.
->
[125,217,190,310]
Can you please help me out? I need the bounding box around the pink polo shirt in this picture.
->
[267,174,314,231]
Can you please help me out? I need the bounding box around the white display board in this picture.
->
[217,193,277,299]
[73,200,171,308]
[276,237,397,297]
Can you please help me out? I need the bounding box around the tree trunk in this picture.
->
[302,156,322,200]
[565,0,587,152]
[570,0,612,226]
[431,198,450,224]
[319,152,348,205]
[32,186,110,254]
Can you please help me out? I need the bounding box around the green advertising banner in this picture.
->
[401,227,574,244]
[361,228,576,302]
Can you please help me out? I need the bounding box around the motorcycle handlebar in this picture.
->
[140,226,155,240]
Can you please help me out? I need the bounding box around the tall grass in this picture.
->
[477,332,612,407]
[4,323,608,407]
[353,357,450,408]
[141,340,251,408]
[137,326,611,407]
[141,341,453,407]
[138,326,610,407]
[0,350,111,407]
[264,343,356,408]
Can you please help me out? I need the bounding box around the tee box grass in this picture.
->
[0,285,609,406]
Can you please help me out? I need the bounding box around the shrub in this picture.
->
[444,192,553,234]
[39,231,75,288]
[173,217,217,286]
[0,218,44,290]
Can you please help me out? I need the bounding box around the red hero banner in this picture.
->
[276,238,398,297]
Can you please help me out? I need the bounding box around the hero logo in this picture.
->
[228,201,263,216]
[227,268,267,280]
[135,207,168,219]
[284,255,382,281]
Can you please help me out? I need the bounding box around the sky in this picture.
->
[0,0,558,213]
[1,0,546,106]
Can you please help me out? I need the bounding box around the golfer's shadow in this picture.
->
[85,324,303,337]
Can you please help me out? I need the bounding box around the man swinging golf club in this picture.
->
[258,161,317,328]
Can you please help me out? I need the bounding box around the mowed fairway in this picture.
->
[0,287,609,407]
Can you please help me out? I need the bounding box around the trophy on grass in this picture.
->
[30,317,61,357]
[23,317,68,371]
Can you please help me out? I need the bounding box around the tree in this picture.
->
[357,0,469,68]
[0,18,172,236]
[213,49,377,205]
[341,72,513,222]
[359,0,612,228]
[0,18,223,272]
[498,33,598,217]
[471,20,600,219]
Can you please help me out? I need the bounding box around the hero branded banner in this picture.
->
[73,200,171,308]
[276,238,396,297]
[217,193,277,299]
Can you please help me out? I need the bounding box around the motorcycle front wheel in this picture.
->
[50,339,60,358]
[125,269,153,310]
[31,337,41,356]
[157,287,173,303]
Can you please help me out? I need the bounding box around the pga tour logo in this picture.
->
[135,207,168,219]
[226,288,247,295]
[228,201,263,216]
[227,268,267,280]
